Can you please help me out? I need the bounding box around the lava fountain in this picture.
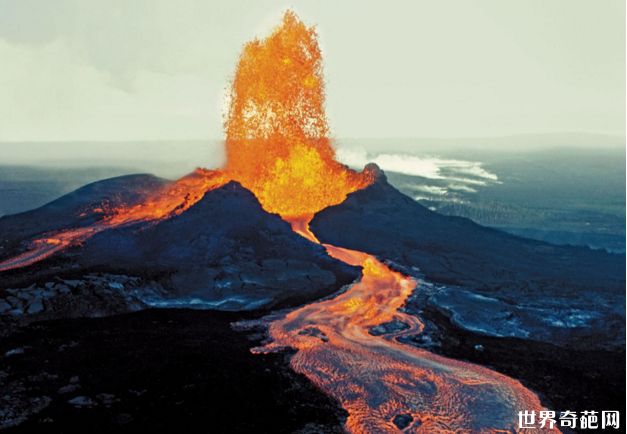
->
[223,10,372,220]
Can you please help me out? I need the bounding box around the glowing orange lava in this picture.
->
[224,11,372,219]
[105,169,228,225]
[259,217,558,433]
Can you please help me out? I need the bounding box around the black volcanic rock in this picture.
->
[0,174,168,259]
[73,181,359,309]
[0,274,165,337]
[311,165,625,348]
[0,309,347,433]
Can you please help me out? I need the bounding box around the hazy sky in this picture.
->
[0,0,624,142]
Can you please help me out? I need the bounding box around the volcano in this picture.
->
[1,10,624,434]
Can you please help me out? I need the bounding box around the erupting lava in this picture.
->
[0,11,369,273]
[224,11,372,219]
[0,10,558,433]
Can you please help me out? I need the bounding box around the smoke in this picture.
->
[335,146,500,202]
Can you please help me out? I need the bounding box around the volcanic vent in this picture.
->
[0,11,372,273]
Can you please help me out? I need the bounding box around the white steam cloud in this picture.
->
[335,146,500,202]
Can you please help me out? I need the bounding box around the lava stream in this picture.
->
[254,216,558,433]
[0,227,99,272]
[0,169,228,272]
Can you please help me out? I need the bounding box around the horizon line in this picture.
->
[0,131,625,144]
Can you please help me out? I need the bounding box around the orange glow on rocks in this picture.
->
[224,11,372,218]
[0,170,228,272]
[106,169,228,225]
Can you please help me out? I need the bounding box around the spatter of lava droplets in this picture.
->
[223,10,372,220]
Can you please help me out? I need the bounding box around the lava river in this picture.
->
[251,217,557,433]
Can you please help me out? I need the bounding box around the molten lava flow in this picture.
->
[224,11,371,219]
[0,227,101,272]
[0,169,228,272]
[105,169,228,225]
[259,217,558,433]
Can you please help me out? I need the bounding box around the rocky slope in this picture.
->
[75,181,358,309]
[0,174,168,260]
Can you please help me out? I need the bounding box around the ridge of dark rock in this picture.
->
[0,174,169,258]
[311,167,625,348]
